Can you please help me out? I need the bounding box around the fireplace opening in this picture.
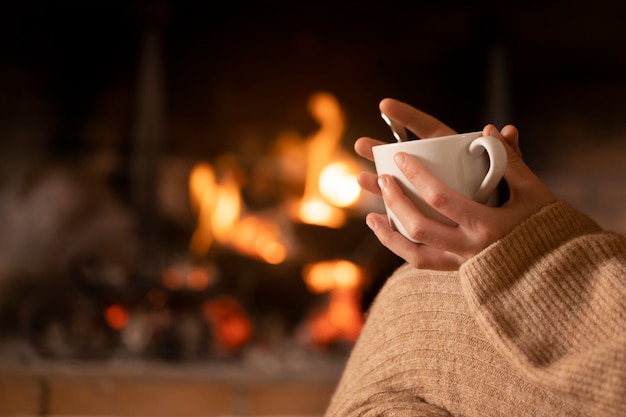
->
[0,83,401,362]
[0,1,407,361]
[2,0,626,370]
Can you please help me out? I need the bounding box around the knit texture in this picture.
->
[325,202,626,416]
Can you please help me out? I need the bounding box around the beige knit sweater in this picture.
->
[325,201,626,416]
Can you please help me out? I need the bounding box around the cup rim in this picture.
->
[373,131,483,149]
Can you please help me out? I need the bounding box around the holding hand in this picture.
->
[357,98,556,270]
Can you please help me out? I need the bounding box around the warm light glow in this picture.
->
[303,259,364,345]
[295,92,349,228]
[189,163,218,256]
[188,161,288,264]
[104,304,129,330]
[187,267,211,291]
[303,259,362,293]
[211,171,241,244]
[297,198,346,228]
[162,267,186,290]
[319,161,361,208]
[202,295,253,353]
[189,162,216,213]
[309,288,363,345]
[231,216,287,264]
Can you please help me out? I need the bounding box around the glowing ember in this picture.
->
[202,295,253,353]
[186,266,212,291]
[302,259,364,345]
[309,287,363,345]
[303,259,362,293]
[104,304,129,330]
[161,264,217,292]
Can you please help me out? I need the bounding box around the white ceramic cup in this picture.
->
[372,131,507,242]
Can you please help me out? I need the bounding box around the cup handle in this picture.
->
[469,136,508,203]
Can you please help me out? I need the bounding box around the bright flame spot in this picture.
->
[105,304,129,330]
[319,161,361,208]
[303,259,364,345]
[211,172,241,244]
[310,288,363,345]
[189,162,216,213]
[188,160,288,264]
[189,163,218,256]
[231,216,287,265]
[297,199,345,228]
[260,241,287,265]
[295,92,348,228]
[303,259,362,293]
[202,295,252,353]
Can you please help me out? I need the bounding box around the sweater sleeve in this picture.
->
[460,201,626,417]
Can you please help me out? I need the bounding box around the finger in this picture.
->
[379,98,456,139]
[354,137,385,161]
[366,213,465,270]
[500,124,521,157]
[357,171,381,197]
[393,152,483,229]
[482,124,524,172]
[377,173,462,249]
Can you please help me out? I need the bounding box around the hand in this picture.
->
[356,99,556,271]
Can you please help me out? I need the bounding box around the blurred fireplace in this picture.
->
[0,13,401,364]
[2,0,626,368]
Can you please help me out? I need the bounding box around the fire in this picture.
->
[183,92,366,353]
[188,159,287,264]
[318,161,361,208]
[161,264,216,292]
[104,304,129,330]
[292,92,361,228]
[303,259,362,293]
[188,162,218,255]
[303,259,364,345]
[202,295,253,354]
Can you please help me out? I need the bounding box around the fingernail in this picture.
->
[394,152,406,166]
[366,215,376,231]
[377,176,387,191]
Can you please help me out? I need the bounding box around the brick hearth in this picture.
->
[0,350,344,417]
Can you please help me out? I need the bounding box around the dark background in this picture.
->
[2,1,625,151]
[1,0,625,246]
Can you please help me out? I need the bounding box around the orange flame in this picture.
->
[303,259,364,345]
[104,304,129,330]
[292,92,360,228]
[202,295,253,353]
[188,159,287,264]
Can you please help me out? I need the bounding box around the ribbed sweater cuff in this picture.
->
[461,201,602,303]
[459,201,606,365]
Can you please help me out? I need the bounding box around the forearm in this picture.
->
[461,201,626,416]
[324,262,581,416]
